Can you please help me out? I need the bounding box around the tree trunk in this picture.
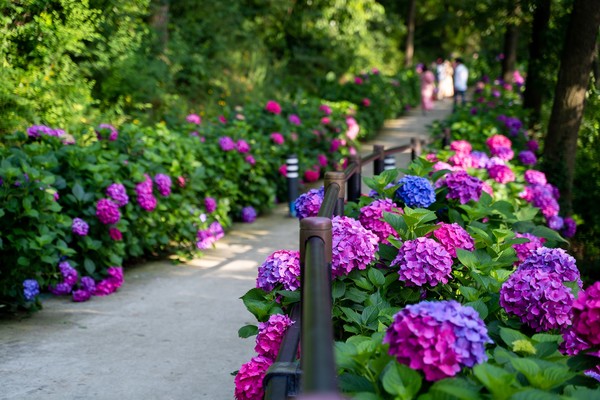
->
[523,0,551,128]
[404,0,416,68]
[501,4,520,83]
[593,40,600,89]
[543,0,600,214]
[150,0,169,53]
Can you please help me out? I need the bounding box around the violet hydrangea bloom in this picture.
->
[50,282,73,296]
[288,114,301,125]
[432,223,475,258]
[518,150,537,166]
[257,250,301,292]
[571,281,600,346]
[440,170,484,204]
[196,228,217,250]
[154,174,172,197]
[219,136,236,151]
[560,328,600,380]
[396,175,436,208]
[294,186,324,220]
[512,233,545,265]
[73,289,92,302]
[23,279,40,301]
[135,175,157,212]
[254,314,295,359]
[205,197,217,213]
[241,206,257,223]
[470,151,490,169]
[358,199,402,244]
[547,215,564,230]
[391,237,453,287]
[524,170,547,185]
[234,355,273,400]
[487,164,515,184]
[106,183,129,207]
[59,261,78,286]
[490,146,514,161]
[519,247,582,287]
[561,217,577,238]
[72,218,89,236]
[96,198,121,224]
[384,300,491,381]
[331,216,379,278]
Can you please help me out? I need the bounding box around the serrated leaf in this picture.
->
[368,268,385,286]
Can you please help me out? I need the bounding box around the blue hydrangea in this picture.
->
[23,279,40,301]
[294,186,325,219]
[396,175,436,208]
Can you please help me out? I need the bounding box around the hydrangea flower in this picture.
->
[449,140,472,154]
[487,164,515,184]
[72,218,89,236]
[562,217,577,238]
[237,139,250,153]
[524,170,547,185]
[448,152,476,169]
[518,150,537,166]
[519,247,581,287]
[331,216,379,278]
[23,279,40,301]
[470,151,490,168]
[109,227,123,241]
[490,146,514,161]
[265,100,282,115]
[257,250,301,292]
[432,223,475,258]
[294,186,324,220]
[500,267,575,331]
[210,221,224,240]
[154,174,172,197]
[59,261,78,286]
[106,183,129,207]
[358,199,402,244]
[439,170,484,204]
[288,114,301,125]
[50,282,73,296]
[527,140,539,152]
[73,289,92,302]
[384,300,491,381]
[81,276,96,292]
[219,136,236,151]
[547,215,564,230]
[234,355,273,400]
[396,175,436,208]
[571,281,600,346]
[197,228,217,250]
[241,206,257,223]
[270,132,284,145]
[135,175,157,212]
[254,314,294,359]
[186,114,201,124]
[303,169,319,182]
[486,134,512,151]
[512,233,545,264]
[521,184,560,218]
[319,104,332,115]
[94,267,124,296]
[205,197,217,213]
[245,155,255,165]
[392,237,453,287]
[95,124,118,141]
[560,328,600,379]
[96,198,121,224]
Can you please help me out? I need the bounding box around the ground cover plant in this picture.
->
[234,80,600,399]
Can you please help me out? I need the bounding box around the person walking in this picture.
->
[453,57,468,111]
[420,64,436,115]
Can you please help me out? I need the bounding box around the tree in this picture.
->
[542,0,600,214]
[501,1,521,84]
[404,0,416,67]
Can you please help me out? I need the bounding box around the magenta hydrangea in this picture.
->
[358,199,402,244]
[237,139,250,153]
[96,198,121,224]
[154,174,172,197]
[432,223,475,258]
[571,281,600,346]
[219,136,236,151]
[384,300,491,381]
[560,328,600,379]
[135,175,157,212]
[391,237,453,287]
[439,170,484,204]
[205,197,217,213]
[270,132,284,145]
[512,233,545,264]
[94,266,124,296]
[265,100,282,115]
[449,140,472,154]
[288,114,301,125]
[254,314,295,359]
[519,247,582,287]
[486,134,512,152]
[234,355,273,400]
[106,183,129,207]
[487,164,515,184]
[294,186,324,220]
[522,184,559,218]
[500,267,575,331]
[256,250,301,292]
[96,123,118,141]
[72,218,89,236]
[331,216,379,278]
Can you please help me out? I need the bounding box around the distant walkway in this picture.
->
[0,99,453,400]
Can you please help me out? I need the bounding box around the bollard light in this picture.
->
[383,155,396,171]
[286,155,299,217]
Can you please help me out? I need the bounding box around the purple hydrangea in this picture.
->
[219,136,236,151]
[331,216,379,278]
[391,237,453,287]
[288,114,301,126]
[256,250,301,292]
[519,247,581,287]
[23,279,40,301]
[241,206,257,223]
[487,164,515,184]
[72,218,89,236]
[490,146,514,161]
[72,289,92,302]
[254,314,295,359]
[523,184,559,218]
[205,197,217,213]
[561,217,577,238]
[560,328,600,379]
[80,276,96,292]
[154,174,172,197]
[96,124,118,141]
[234,355,273,400]
[59,261,78,286]
[440,170,484,204]
[237,139,251,153]
[358,199,402,244]
[396,175,436,208]
[547,215,564,231]
[196,228,217,250]
[50,282,72,296]
[432,223,475,258]
[210,221,224,240]
[512,233,545,264]
[524,170,547,185]
[384,300,491,381]
[135,175,157,212]
[106,183,129,207]
[28,125,65,138]
[571,281,600,346]
[500,267,575,331]
[96,198,121,224]
[518,150,537,166]
[294,186,324,220]
[470,151,490,168]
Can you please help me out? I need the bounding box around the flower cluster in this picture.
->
[392,237,453,287]
[135,175,157,212]
[288,114,301,125]
[396,175,436,208]
[294,186,324,220]
[106,183,129,207]
[512,233,545,264]
[384,300,491,381]
[270,132,284,145]
[186,114,201,124]
[28,125,65,138]
[23,279,40,301]
[219,136,236,151]
[487,164,515,184]
[497,115,523,136]
[109,227,123,241]
[237,139,251,153]
[154,174,172,197]
[438,170,484,204]
[196,221,225,250]
[234,355,273,400]
[562,217,577,238]
[204,197,217,213]
[73,276,97,302]
[331,216,379,278]
[524,170,547,185]
[256,250,301,292]
[571,281,600,346]
[358,199,402,244]
[265,100,282,115]
[96,198,121,224]
[431,223,474,258]
[241,206,257,223]
[94,267,124,296]
[49,261,79,296]
[519,247,582,286]
[72,218,89,236]
[95,124,118,141]
[254,314,295,359]
[518,150,537,166]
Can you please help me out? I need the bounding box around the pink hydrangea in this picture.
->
[362,98,371,107]
[486,134,512,152]
[237,139,251,153]
[487,164,515,183]
[450,140,472,154]
[219,136,236,151]
[319,104,332,115]
[96,198,121,224]
[270,132,284,145]
[186,114,201,124]
[265,100,282,115]
[512,233,545,264]
[524,170,547,185]
[254,314,294,359]
[448,152,476,169]
[317,154,328,167]
[96,124,118,141]
[245,155,255,165]
[257,250,301,292]
[571,281,600,346]
[109,227,123,241]
[331,216,379,278]
[358,199,403,244]
[94,267,124,296]
[234,355,273,400]
[345,117,360,140]
[288,114,301,125]
[432,223,475,258]
[392,237,453,287]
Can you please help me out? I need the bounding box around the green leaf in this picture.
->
[381,362,422,399]
[567,354,600,372]
[368,268,385,286]
[338,373,375,393]
[72,183,85,202]
[428,377,482,400]
[84,258,96,274]
[456,248,478,269]
[510,358,541,384]
[459,285,480,302]
[530,225,568,244]
[341,307,362,326]
[564,280,580,298]
[332,280,346,299]
[378,243,399,261]
[361,305,378,326]
[464,300,488,320]
[499,327,530,347]
[241,288,272,321]
[510,388,561,400]
[473,363,517,398]
[237,324,258,338]
[384,212,408,238]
